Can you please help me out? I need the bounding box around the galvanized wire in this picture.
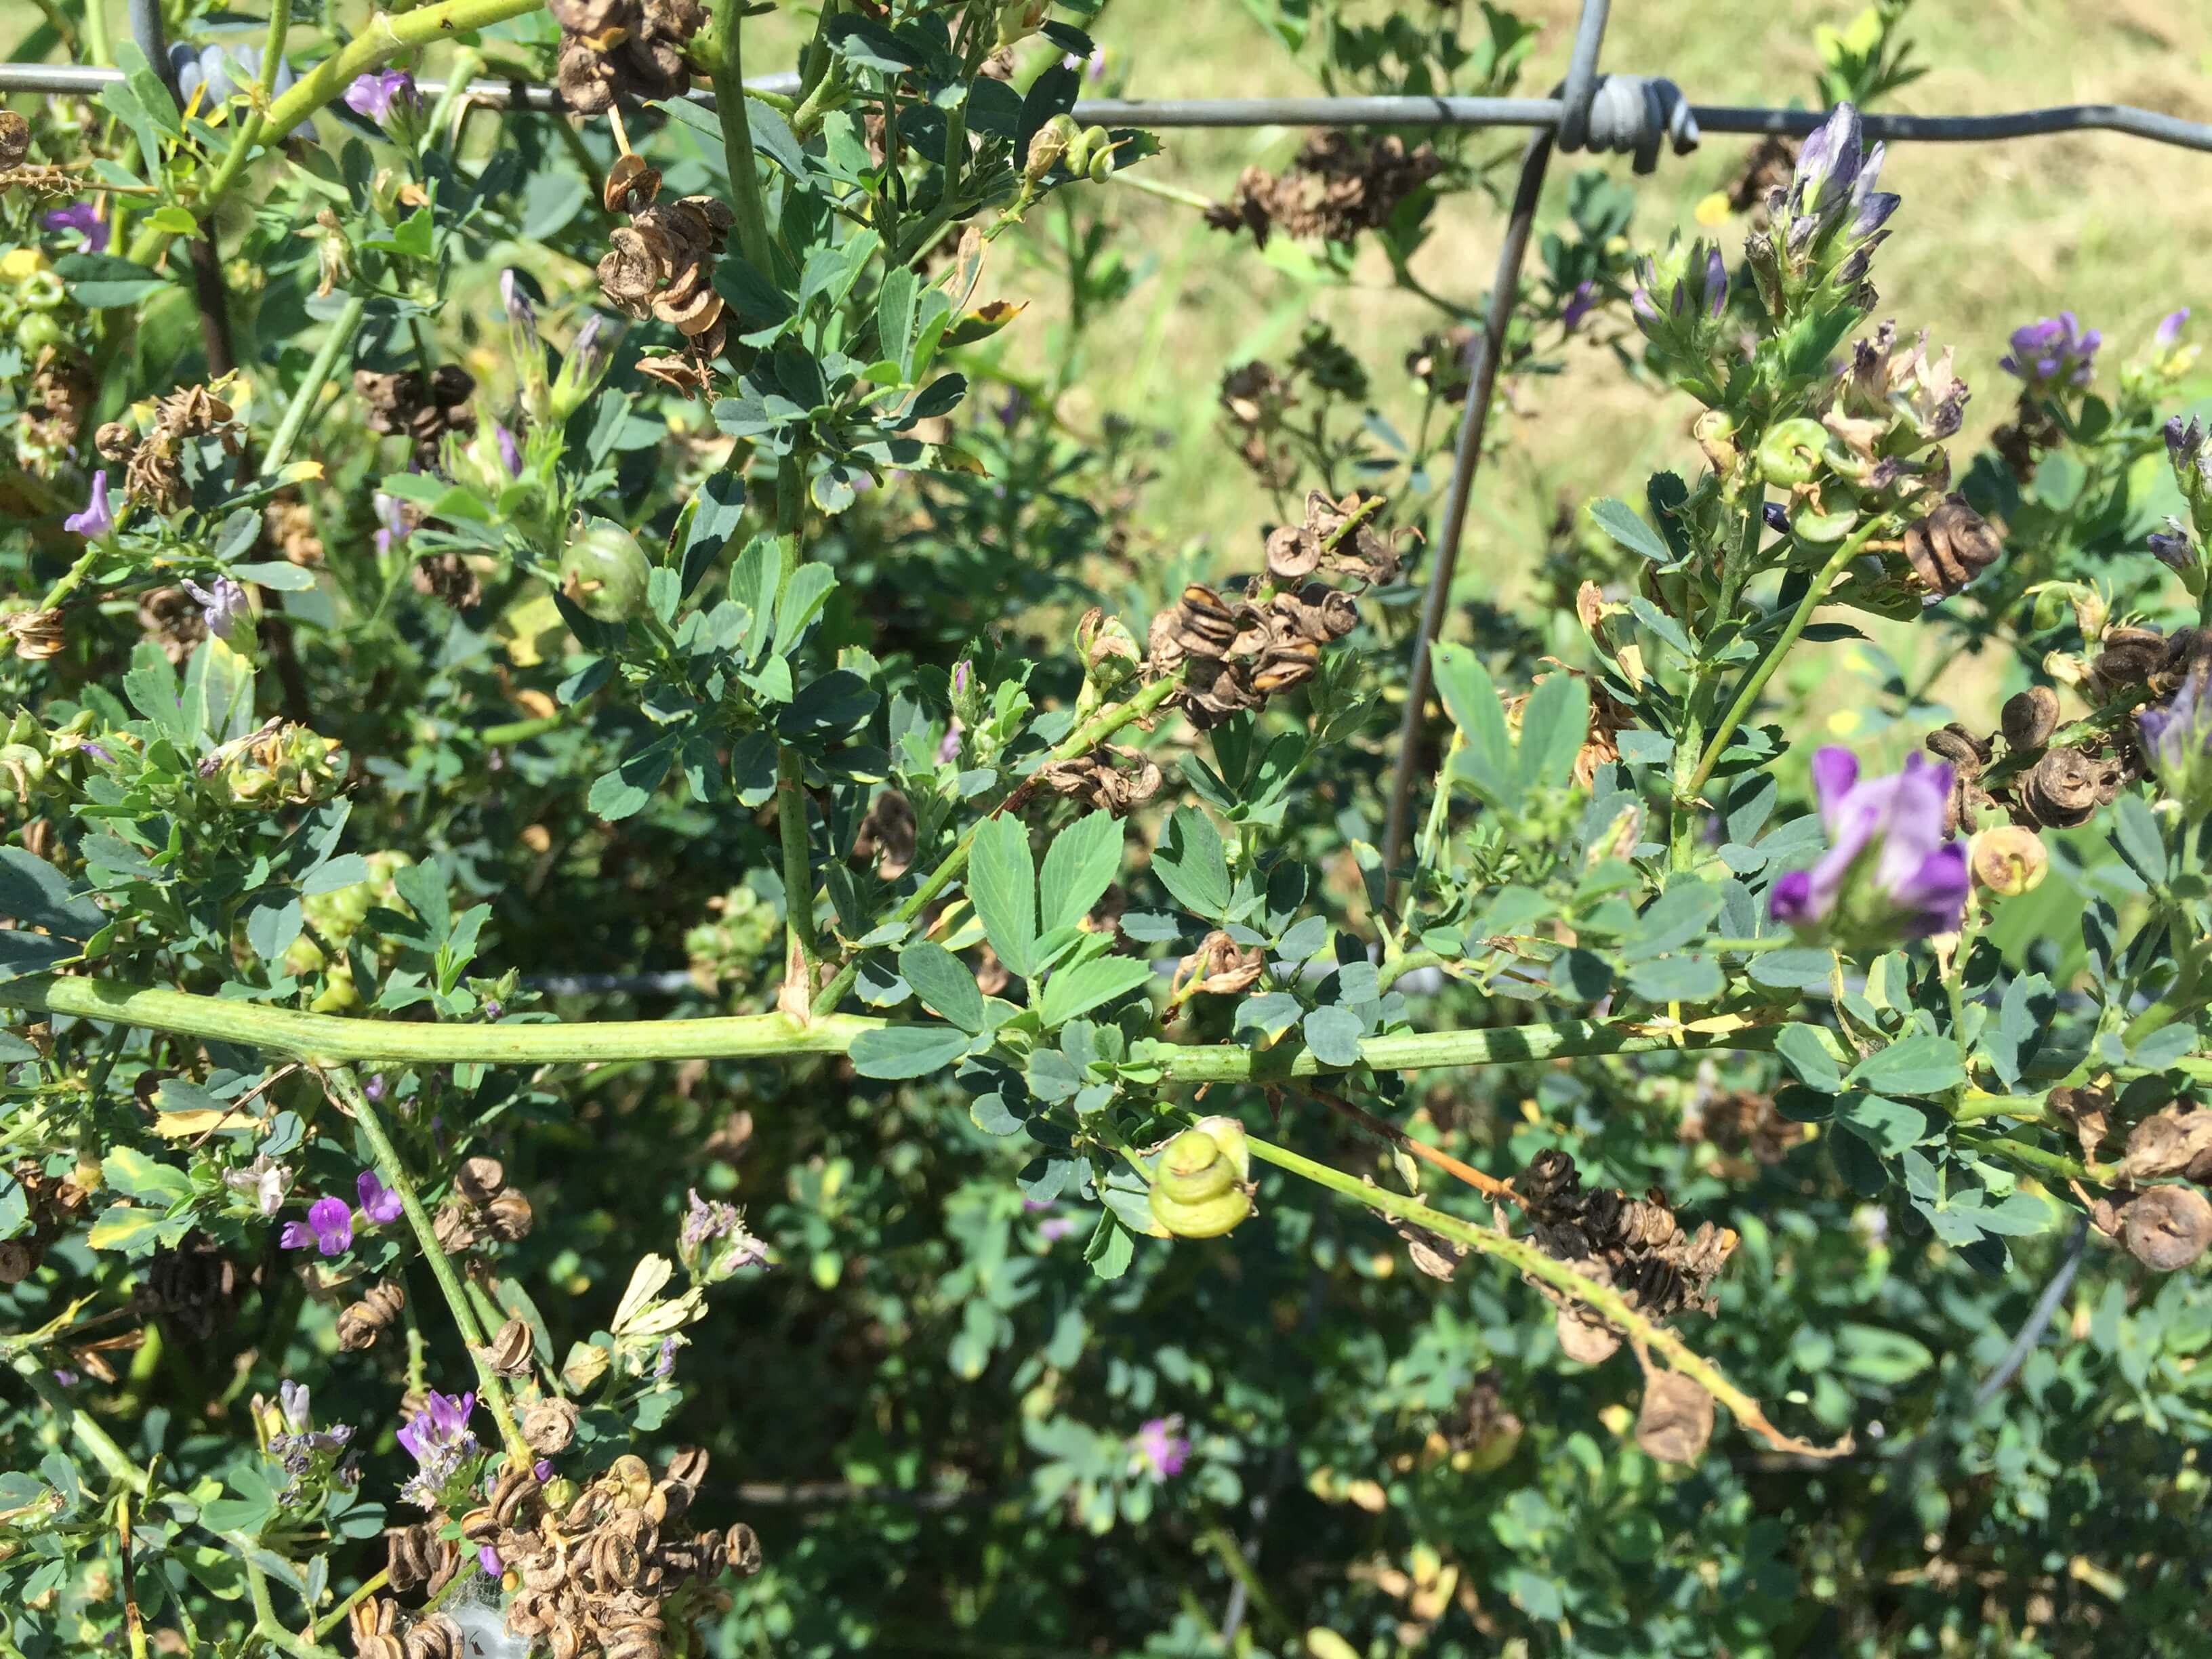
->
[6,61,2212,152]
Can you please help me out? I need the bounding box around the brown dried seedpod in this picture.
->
[2017,745,2123,828]
[384,1523,459,1596]
[4,607,66,661]
[725,1521,764,1576]
[1923,723,1989,776]
[410,553,482,611]
[603,151,663,215]
[2121,1185,2212,1271]
[2118,1108,2212,1185]
[478,1317,535,1377]
[94,419,138,461]
[523,1397,579,1456]
[336,1279,405,1351]
[349,1595,403,1659]
[485,1187,534,1240]
[1902,494,2003,595]
[0,1240,37,1284]
[1634,1371,1716,1464]
[2091,626,2169,698]
[2001,685,2061,751]
[455,1155,505,1205]
[1171,930,1265,999]
[662,1446,710,1498]
[401,1612,466,1659]
[431,1199,482,1253]
[0,110,29,165]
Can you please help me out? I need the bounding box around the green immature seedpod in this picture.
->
[560,518,652,623]
[1149,1116,1254,1240]
[1086,129,1120,183]
[1757,417,1830,487]
[1025,115,1080,184]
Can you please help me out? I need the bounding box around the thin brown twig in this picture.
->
[1297,1085,1524,1208]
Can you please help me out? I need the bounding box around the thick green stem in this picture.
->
[1242,1131,1850,1458]
[3,972,1786,1077]
[319,1066,532,1469]
[708,0,777,275]
[243,1557,333,1659]
[1683,518,1889,801]
[39,542,106,611]
[260,295,367,479]
[775,745,820,1013]
[813,670,1187,1015]
[9,1350,149,1494]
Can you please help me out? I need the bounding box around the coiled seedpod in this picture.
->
[335,1279,405,1351]
[2001,685,2060,751]
[558,517,651,623]
[1757,417,1828,486]
[1148,1115,1254,1239]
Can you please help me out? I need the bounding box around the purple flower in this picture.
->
[181,576,249,642]
[280,1195,354,1256]
[356,1169,403,1226]
[1768,747,1967,939]
[344,69,421,128]
[478,1544,502,1576]
[43,201,108,255]
[493,423,523,478]
[64,470,113,538]
[373,492,410,557]
[1130,1416,1189,1480]
[935,720,963,764]
[2148,518,2198,573]
[499,268,537,335]
[2157,308,2190,350]
[1037,1215,1078,1243]
[266,1379,353,1502]
[398,1391,475,1460]
[1561,279,1597,331]
[1785,104,1894,254]
[569,314,606,377]
[654,1335,680,1379]
[363,1073,387,1102]
[533,1459,553,1481]
[2139,676,2212,780]
[1998,312,2101,392]
[1761,501,1790,535]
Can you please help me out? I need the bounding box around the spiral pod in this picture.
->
[1147,1116,1254,1240]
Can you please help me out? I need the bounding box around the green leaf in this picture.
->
[897,941,986,1033]
[0,848,104,941]
[1589,496,1673,563]
[588,735,678,821]
[2110,793,2167,887]
[1834,1322,1933,1384]
[54,252,167,308]
[1303,1006,1365,1067]
[244,896,303,964]
[1622,880,1721,960]
[1040,956,1153,1027]
[772,563,839,657]
[1626,955,1723,1002]
[968,816,1039,978]
[1835,1091,1930,1155]
[100,1146,192,1205]
[2129,1021,2198,1071]
[1084,1209,1136,1279]
[1038,812,1122,934]
[1432,642,1514,802]
[850,1025,971,1080]
[302,855,370,896]
[86,1204,165,1254]
[1515,672,1589,793]
[1846,1033,1963,1098]
[1153,806,1231,919]
[1774,1023,1845,1093]
[1748,947,1835,991]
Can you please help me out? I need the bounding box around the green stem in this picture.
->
[39,541,105,611]
[1954,1128,2104,1185]
[775,744,819,1011]
[1242,1131,1849,1458]
[478,708,574,747]
[1109,171,1218,215]
[1199,1525,1295,1639]
[1684,518,1889,801]
[707,0,776,275]
[260,295,367,479]
[244,1558,333,1659]
[813,670,1187,1015]
[309,1571,389,1642]
[1,972,1790,1078]
[9,1351,149,1494]
[83,0,112,64]
[319,1066,532,1468]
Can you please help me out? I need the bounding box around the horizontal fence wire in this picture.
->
[5,62,2212,151]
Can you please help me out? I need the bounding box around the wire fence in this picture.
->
[7,0,2208,968]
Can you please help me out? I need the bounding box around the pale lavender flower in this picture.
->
[1130,1416,1189,1479]
[373,492,410,557]
[677,1188,769,1279]
[1062,46,1106,81]
[344,68,421,128]
[64,471,113,538]
[79,741,115,763]
[266,1378,354,1503]
[355,1169,403,1226]
[43,201,108,255]
[2157,308,2190,350]
[494,423,523,477]
[223,1155,292,1216]
[499,268,537,335]
[2148,518,2198,573]
[935,720,963,764]
[2139,675,2212,783]
[654,1335,679,1379]
[280,1195,354,1255]
[181,576,249,642]
[952,660,970,695]
[478,1544,502,1576]
[1037,1216,1078,1243]
[1999,312,2101,391]
[533,1459,553,1482]
[1768,747,1967,938]
[363,1073,387,1102]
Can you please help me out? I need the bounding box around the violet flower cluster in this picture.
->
[396,1389,480,1509]
[265,1379,354,1504]
[1745,102,1897,308]
[277,1169,403,1256]
[2139,676,2212,808]
[1999,312,2102,392]
[344,69,423,129]
[1769,747,1968,939]
[1129,1416,1190,1481]
[677,1188,771,1284]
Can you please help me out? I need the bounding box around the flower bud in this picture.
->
[1971,825,2047,895]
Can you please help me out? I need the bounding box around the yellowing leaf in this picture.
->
[610,1252,674,1335]
[941,300,1028,347]
[152,1108,249,1138]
